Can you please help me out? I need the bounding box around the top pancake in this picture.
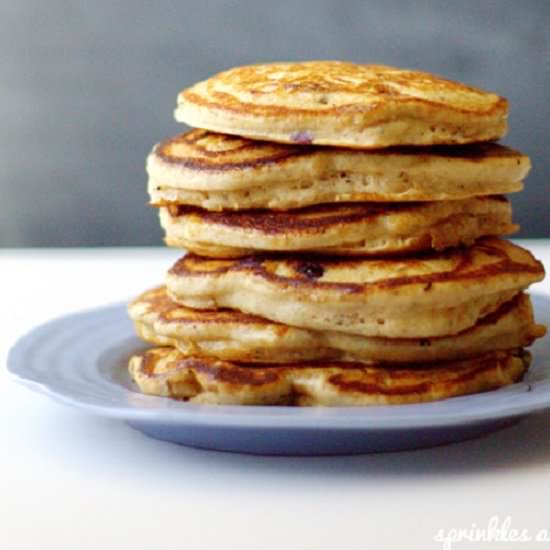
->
[175,61,508,148]
[147,130,528,210]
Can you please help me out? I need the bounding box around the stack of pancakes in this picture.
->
[129,61,546,406]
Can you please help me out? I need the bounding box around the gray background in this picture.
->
[2,0,549,247]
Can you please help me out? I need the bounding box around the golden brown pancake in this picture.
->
[175,62,508,148]
[128,347,530,406]
[166,238,545,338]
[159,197,517,257]
[129,287,546,364]
[147,130,528,210]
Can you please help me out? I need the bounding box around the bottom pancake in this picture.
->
[128,347,530,406]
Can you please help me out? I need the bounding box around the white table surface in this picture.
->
[2,240,550,550]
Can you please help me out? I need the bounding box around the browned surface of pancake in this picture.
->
[147,131,529,210]
[159,196,517,257]
[153,129,311,173]
[168,238,544,299]
[152,130,521,177]
[128,347,530,406]
[163,198,513,236]
[175,62,508,147]
[147,130,528,209]
[166,238,545,338]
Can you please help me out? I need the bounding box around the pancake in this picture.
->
[147,130,528,210]
[128,347,530,406]
[174,62,508,148]
[166,238,545,338]
[159,196,517,257]
[129,287,546,363]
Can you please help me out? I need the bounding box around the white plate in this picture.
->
[7,295,550,455]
